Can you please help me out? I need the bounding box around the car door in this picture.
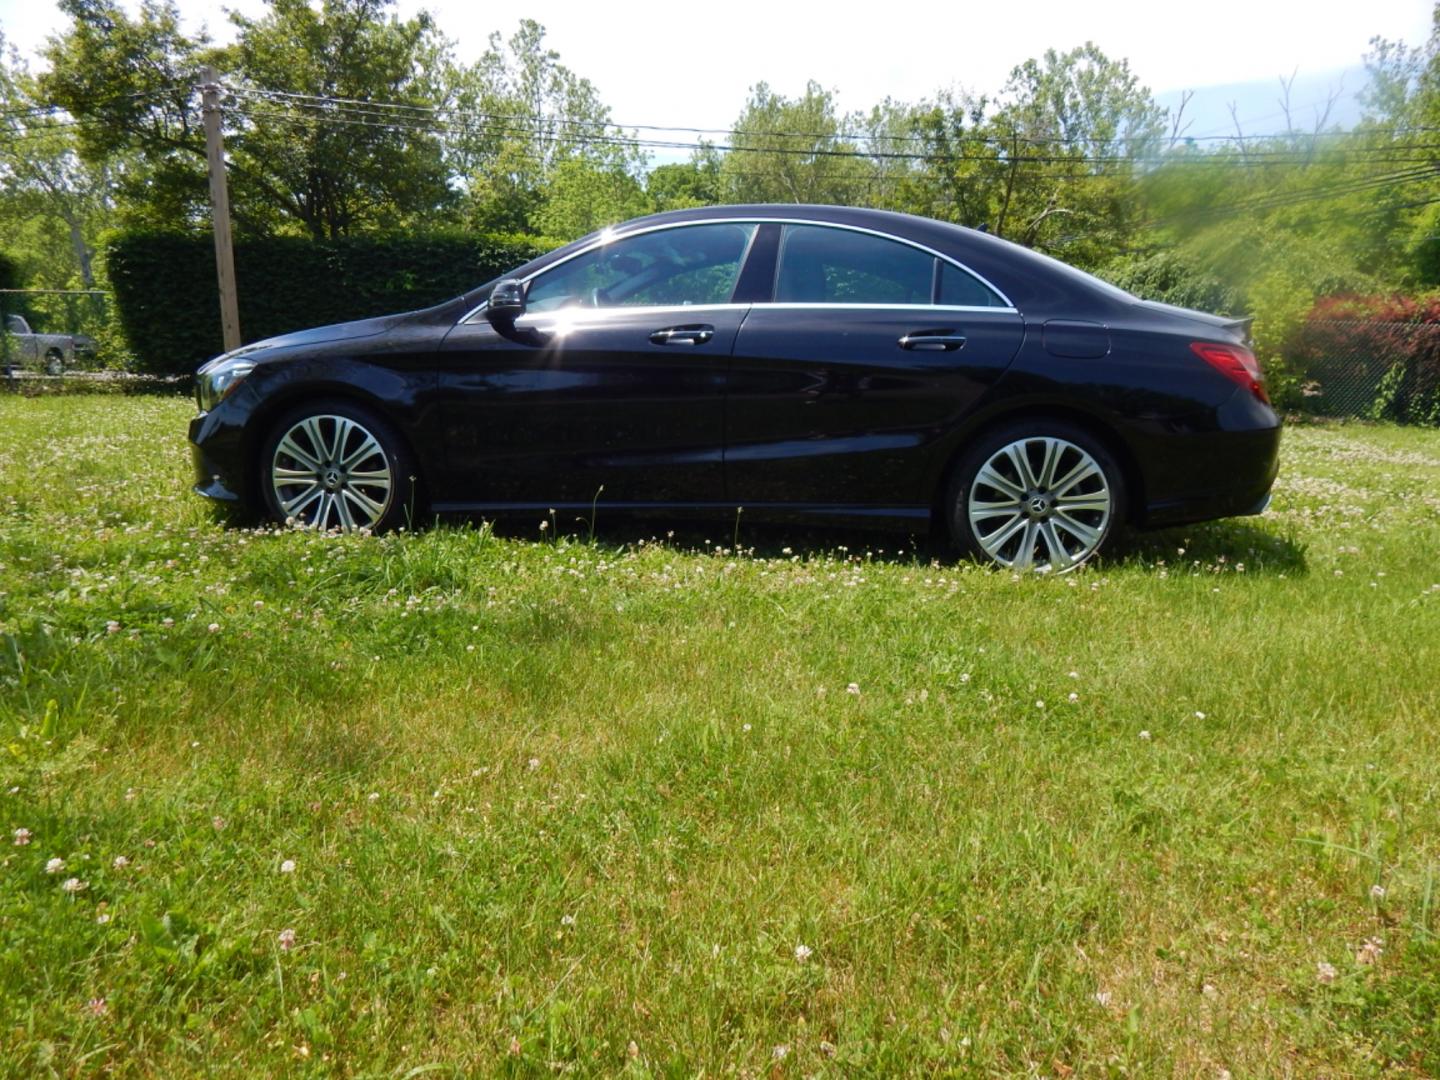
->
[435,222,758,509]
[725,223,1026,509]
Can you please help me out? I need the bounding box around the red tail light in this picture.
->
[1190,342,1269,404]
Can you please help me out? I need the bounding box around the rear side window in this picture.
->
[776,225,931,304]
[938,262,1005,308]
[774,224,1006,307]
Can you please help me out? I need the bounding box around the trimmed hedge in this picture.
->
[107,232,559,374]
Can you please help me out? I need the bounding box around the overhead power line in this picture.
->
[222,96,1440,171]
[227,84,1440,148]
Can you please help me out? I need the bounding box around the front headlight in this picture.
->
[195,356,258,412]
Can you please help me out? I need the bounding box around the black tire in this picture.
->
[258,399,420,532]
[44,349,64,376]
[945,419,1126,572]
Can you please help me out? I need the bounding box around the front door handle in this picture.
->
[899,331,967,352]
[650,324,715,346]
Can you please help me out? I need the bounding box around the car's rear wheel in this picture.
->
[259,401,417,532]
[946,421,1125,573]
[44,349,64,376]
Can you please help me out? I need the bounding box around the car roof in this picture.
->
[609,205,1140,314]
[456,203,1139,318]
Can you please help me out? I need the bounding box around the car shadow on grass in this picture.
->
[484,515,940,565]
[1110,519,1308,576]
[488,514,1307,576]
[213,503,1306,576]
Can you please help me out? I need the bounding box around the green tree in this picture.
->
[646,157,722,210]
[41,0,454,238]
[224,0,454,237]
[38,0,213,230]
[914,45,1166,266]
[533,159,651,240]
[0,32,113,288]
[445,20,643,234]
[719,81,874,205]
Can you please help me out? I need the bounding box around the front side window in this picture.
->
[525,223,756,312]
[774,224,1005,307]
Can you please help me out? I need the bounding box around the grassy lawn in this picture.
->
[1,394,1438,1077]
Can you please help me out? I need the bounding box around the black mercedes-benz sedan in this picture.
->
[189,204,1280,571]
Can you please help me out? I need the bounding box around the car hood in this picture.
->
[243,314,397,357]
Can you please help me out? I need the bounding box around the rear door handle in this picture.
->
[899,331,966,352]
[650,324,715,346]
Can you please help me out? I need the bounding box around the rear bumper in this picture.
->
[1136,391,1281,529]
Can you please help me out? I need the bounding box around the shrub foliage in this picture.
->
[106,232,558,374]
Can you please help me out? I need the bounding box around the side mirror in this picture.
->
[486,278,526,321]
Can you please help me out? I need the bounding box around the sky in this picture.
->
[0,0,1432,141]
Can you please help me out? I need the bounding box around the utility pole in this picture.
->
[200,67,241,353]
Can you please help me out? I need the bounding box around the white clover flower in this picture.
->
[278,928,296,950]
[279,859,296,874]
[105,621,120,634]
[1139,730,1152,740]
[112,855,129,870]
[1369,884,1386,900]
[61,877,87,893]
[45,857,65,874]
[1356,937,1383,965]
[12,828,30,846]
[1316,960,1337,984]
[845,682,860,695]
[794,943,813,962]
[560,914,575,927]
[96,912,111,925]
[1194,711,1207,719]
[1068,692,1079,703]
[527,758,540,770]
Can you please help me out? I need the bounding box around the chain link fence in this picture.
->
[1291,319,1440,426]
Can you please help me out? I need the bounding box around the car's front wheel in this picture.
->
[946,421,1125,573]
[259,401,418,532]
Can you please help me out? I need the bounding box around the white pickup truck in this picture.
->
[3,314,97,375]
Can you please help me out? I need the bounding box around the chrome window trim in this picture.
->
[512,302,752,326]
[761,302,1019,315]
[457,217,1015,324]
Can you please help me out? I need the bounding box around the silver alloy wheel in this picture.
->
[270,414,392,531]
[967,436,1112,572]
